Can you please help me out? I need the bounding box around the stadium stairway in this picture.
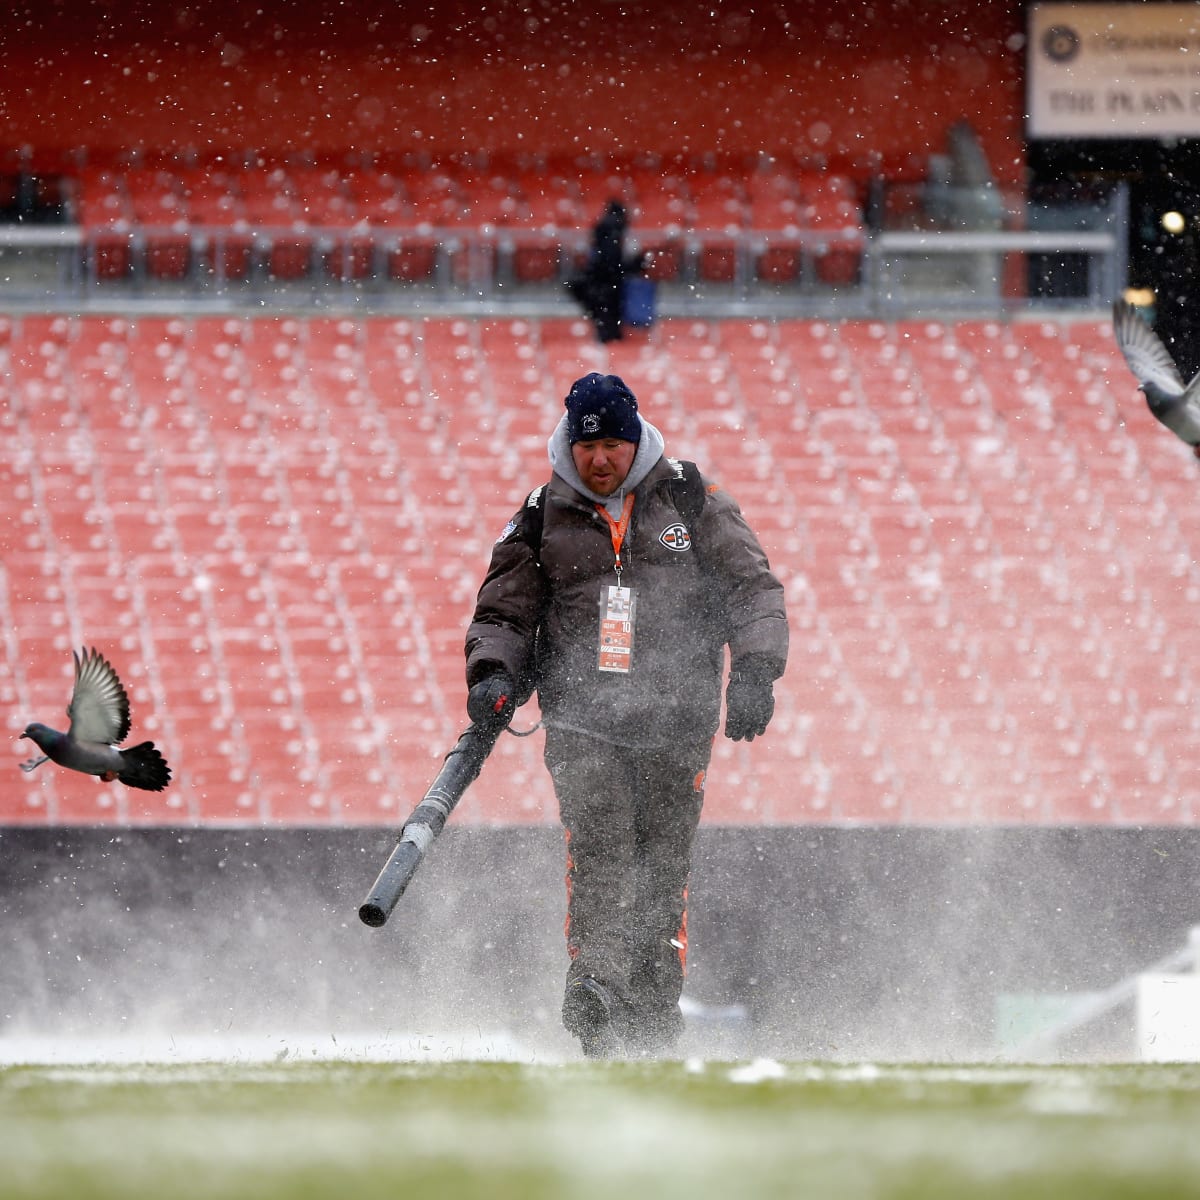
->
[3,312,1199,828]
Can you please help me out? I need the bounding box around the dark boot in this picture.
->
[562,977,623,1059]
[625,943,685,1057]
[623,1001,684,1058]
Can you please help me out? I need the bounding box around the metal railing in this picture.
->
[0,219,1124,317]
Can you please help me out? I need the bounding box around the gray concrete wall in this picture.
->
[3,825,1198,1061]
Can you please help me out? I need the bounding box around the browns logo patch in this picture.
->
[659,523,692,551]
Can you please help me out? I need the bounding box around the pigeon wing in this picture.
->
[1113,301,1186,396]
[66,647,132,745]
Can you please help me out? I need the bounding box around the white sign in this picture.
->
[1028,3,1200,139]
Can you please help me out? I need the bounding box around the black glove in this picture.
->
[467,671,516,731]
[724,668,776,742]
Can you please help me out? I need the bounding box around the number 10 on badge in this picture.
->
[598,584,636,673]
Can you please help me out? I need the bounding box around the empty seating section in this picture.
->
[3,312,1199,828]
[68,161,867,286]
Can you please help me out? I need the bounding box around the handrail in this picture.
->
[0,224,1108,250]
[876,229,1117,253]
[0,224,85,246]
[0,221,864,243]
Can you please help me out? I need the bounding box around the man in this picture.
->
[465,372,788,1057]
[566,200,644,343]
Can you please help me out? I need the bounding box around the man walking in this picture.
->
[465,372,788,1057]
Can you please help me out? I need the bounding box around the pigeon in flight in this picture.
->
[1112,299,1200,454]
[20,647,171,791]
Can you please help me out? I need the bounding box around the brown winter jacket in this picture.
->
[465,455,789,748]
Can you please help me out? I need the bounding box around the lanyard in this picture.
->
[595,493,635,582]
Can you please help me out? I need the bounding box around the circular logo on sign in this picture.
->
[660,523,692,552]
[1042,25,1080,63]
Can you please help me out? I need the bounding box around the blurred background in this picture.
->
[3,0,1200,1062]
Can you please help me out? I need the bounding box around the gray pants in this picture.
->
[544,726,709,1052]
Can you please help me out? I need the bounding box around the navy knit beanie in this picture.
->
[564,373,641,444]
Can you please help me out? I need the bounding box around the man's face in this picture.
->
[571,438,637,496]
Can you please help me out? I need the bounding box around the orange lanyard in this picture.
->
[595,493,635,581]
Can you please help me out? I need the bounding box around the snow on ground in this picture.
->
[0,1028,541,1065]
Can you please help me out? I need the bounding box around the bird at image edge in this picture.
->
[1113,298,1200,455]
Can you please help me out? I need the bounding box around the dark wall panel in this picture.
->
[2,824,1196,1060]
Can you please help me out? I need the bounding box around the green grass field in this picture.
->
[6,1055,1200,1199]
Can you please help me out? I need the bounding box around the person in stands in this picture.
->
[463,372,788,1057]
[567,200,645,343]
